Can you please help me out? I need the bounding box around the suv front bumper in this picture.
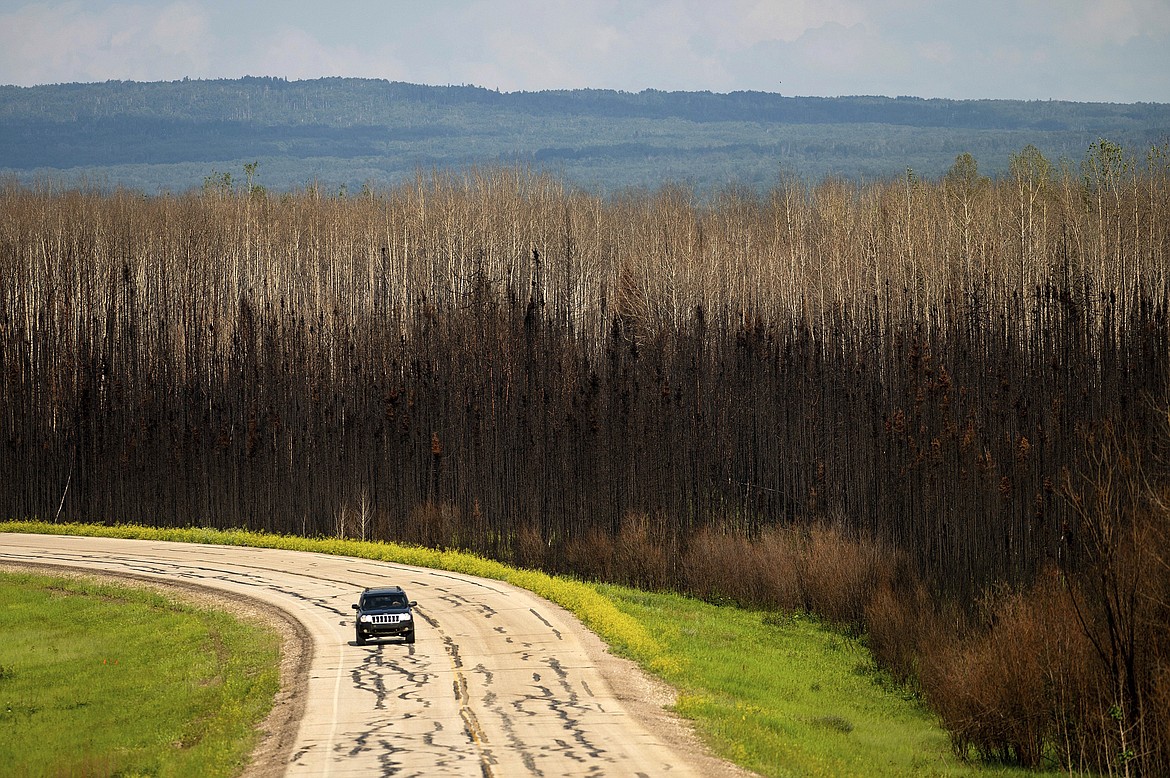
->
[358,614,414,638]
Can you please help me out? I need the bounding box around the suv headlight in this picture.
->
[399,613,411,621]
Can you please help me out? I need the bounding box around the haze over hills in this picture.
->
[2,77,1168,194]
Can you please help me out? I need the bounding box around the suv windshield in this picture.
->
[364,594,407,610]
[367,591,409,608]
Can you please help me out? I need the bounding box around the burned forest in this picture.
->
[3,142,1169,771]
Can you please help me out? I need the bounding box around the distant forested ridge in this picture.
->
[1,76,1167,192]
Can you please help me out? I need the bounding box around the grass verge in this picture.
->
[600,586,1059,777]
[1,521,1056,777]
[0,567,281,777]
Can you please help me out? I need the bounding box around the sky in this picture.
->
[0,0,1167,103]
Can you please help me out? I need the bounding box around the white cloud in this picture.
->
[1055,0,1170,46]
[255,27,362,80]
[916,40,954,66]
[0,1,214,84]
[0,0,1165,100]
[149,3,208,56]
[711,0,868,47]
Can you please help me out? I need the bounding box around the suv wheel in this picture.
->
[355,626,366,645]
[404,630,416,645]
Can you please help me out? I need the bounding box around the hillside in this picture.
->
[2,77,1168,193]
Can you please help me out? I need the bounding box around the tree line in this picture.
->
[4,77,1169,192]
[5,77,1165,130]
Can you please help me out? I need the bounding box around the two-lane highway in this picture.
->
[1,533,741,777]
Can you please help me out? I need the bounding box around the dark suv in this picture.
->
[352,586,417,645]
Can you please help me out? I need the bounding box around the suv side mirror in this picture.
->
[351,603,359,610]
[410,601,417,607]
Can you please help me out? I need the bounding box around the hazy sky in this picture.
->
[1,0,1167,102]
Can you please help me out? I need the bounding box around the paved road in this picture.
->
[0,533,718,777]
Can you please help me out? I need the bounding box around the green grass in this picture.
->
[598,587,1057,778]
[0,568,281,778]
[1,521,1057,776]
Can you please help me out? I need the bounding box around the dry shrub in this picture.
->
[907,449,1170,774]
[751,527,806,610]
[919,567,1097,768]
[680,523,897,621]
[402,501,460,549]
[864,578,938,685]
[797,523,894,627]
[512,522,550,570]
[1060,454,1170,774]
[678,526,731,602]
[682,526,802,609]
[612,512,673,590]
[562,525,615,581]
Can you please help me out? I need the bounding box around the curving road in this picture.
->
[0,533,741,777]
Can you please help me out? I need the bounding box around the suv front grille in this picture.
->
[369,614,405,624]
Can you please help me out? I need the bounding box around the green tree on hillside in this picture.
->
[944,152,988,272]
